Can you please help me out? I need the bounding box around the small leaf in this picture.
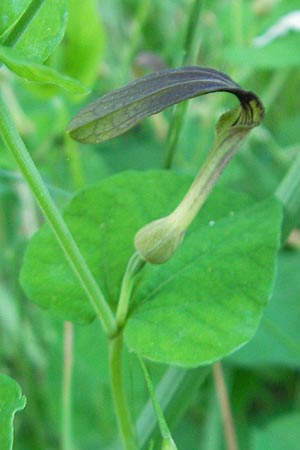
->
[1,0,67,63]
[0,45,89,94]
[67,66,263,144]
[0,373,26,450]
[137,356,178,450]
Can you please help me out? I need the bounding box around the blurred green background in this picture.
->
[0,1,300,449]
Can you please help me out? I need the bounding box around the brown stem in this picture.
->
[212,362,239,450]
[62,322,74,450]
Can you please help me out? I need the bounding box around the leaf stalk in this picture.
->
[116,252,145,327]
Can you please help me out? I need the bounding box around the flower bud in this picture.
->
[134,215,185,264]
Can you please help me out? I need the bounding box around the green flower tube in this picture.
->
[135,99,264,264]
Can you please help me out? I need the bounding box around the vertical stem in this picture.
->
[61,322,74,450]
[109,334,137,450]
[164,0,204,169]
[212,362,238,450]
[60,109,84,450]
[0,93,118,338]
[64,139,85,190]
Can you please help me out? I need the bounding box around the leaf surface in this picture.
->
[20,171,281,367]
[0,45,88,94]
[67,66,263,144]
[125,193,282,366]
[229,250,300,367]
[0,0,30,39]
[20,171,195,323]
[1,0,67,62]
[0,374,26,450]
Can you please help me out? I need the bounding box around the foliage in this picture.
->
[0,1,299,449]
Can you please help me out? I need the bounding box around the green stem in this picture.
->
[1,0,44,47]
[116,252,145,327]
[136,366,209,448]
[171,135,239,230]
[109,334,137,450]
[164,0,203,169]
[64,139,85,191]
[137,356,171,441]
[61,322,74,450]
[0,93,118,338]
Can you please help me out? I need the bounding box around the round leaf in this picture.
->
[20,171,282,368]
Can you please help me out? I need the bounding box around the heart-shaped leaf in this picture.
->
[20,171,282,367]
[20,171,196,323]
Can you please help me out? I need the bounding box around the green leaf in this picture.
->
[137,356,178,450]
[228,250,300,367]
[0,373,26,450]
[1,0,67,63]
[251,412,300,450]
[20,171,281,366]
[0,0,30,39]
[20,171,195,323]
[0,45,89,94]
[137,366,209,448]
[67,66,263,144]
